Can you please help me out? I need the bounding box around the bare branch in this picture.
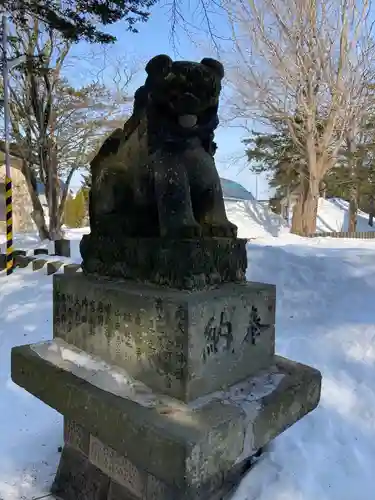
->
[1,14,136,239]
[223,0,375,233]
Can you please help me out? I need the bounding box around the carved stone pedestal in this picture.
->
[11,274,321,500]
[80,236,248,290]
[52,274,276,401]
[51,420,257,500]
[12,339,320,500]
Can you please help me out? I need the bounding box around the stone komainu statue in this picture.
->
[88,54,238,239]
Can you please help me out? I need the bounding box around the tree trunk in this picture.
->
[291,179,308,235]
[21,160,50,240]
[346,134,358,234]
[348,184,358,233]
[369,195,374,227]
[291,175,319,236]
[291,196,303,234]
[32,209,50,240]
[320,181,327,199]
[44,142,63,240]
[301,176,319,236]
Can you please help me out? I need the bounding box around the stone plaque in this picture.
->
[53,274,276,402]
[89,435,144,498]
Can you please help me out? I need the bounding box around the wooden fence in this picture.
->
[308,231,375,239]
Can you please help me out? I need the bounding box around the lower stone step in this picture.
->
[11,339,321,500]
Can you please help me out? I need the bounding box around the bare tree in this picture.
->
[224,0,375,235]
[2,18,134,240]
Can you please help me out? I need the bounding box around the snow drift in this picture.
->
[316,197,375,233]
[225,200,288,239]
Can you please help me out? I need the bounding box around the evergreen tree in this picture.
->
[63,193,76,228]
[244,129,307,228]
[74,189,87,227]
[245,128,375,228]
[244,130,303,200]
[63,190,86,227]
[2,0,157,44]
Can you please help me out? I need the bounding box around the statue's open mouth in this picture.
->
[178,115,198,128]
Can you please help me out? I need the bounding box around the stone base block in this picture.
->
[47,261,64,275]
[55,239,71,258]
[34,248,49,255]
[14,254,35,268]
[51,442,256,500]
[80,235,247,290]
[13,249,27,257]
[11,339,321,499]
[63,263,82,274]
[53,274,276,402]
[32,258,47,271]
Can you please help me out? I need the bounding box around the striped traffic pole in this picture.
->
[2,16,13,275]
[5,175,13,274]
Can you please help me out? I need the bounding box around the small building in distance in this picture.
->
[220,177,256,201]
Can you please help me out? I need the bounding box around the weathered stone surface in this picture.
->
[14,254,35,268]
[32,258,47,271]
[34,248,49,255]
[64,263,81,274]
[47,261,64,275]
[64,419,90,456]
[55,239,71,257]
[52,274,275,401]
[107,479,147,500]
[11,338,321,496]
[80,236,247,290]
[63,420,244,500]
[13,249,27,257]
[88,55,236,242]
[82,55,245,289]
[52,440,253,500]
[51,444,110,500]
[90,435,144,497]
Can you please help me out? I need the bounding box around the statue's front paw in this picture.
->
[224,221,238,238]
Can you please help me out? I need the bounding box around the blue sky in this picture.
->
[68,1,269,199]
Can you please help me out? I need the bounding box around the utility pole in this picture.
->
[1,15,26,275]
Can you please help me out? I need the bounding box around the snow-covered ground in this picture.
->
[1,201,375,499]
[316,197,375,233]
[225,196,375,238]
[225,200,289,238]
[0,228,89,264]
